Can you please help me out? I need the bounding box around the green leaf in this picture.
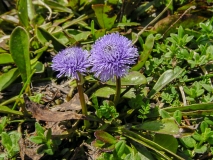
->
[173,110,182,124]
[0,68,19,91]
[180,136,196,148]
[0,106,24,115]
[1,132,12,151]
[65,30,91,42]
[31,42,50,64]
[154,134,178,153]
[9,131,21,152]
[194,145,207,154]
[0,154,6,160]
[17,0,29,28]
[0,53,14,64]
[44,148,54,155]
[32,61,45,73]
[1,132,20,158]
[10,26,31,83]
[94,87,135,99]
[114,22,140,27]
[127,141,155,160]
[94,29,106,40]
[94,130,117,144]
[200,121,208,133]
[44,0,72,13]
[159,110,171,119]
[120,129,184,160]
[29,136,44,144]
[45,128,52,140]
[92,4,117,30]
[148,67,184,98]
[108,0,119,5]
[131,34,155,71]
[125,152,152,160]
[107,71,147,86]
[37,144,54,155]
[178,26,184,39]
[0,117,8,134]
[94,87,115,98]
[35,122,45,137]
[92,139,105,148]
[27,0,36,21]
[162,102,213,116]
[52,31,69,45]
[132,118,179,135]
[115,141,128,158]
[36,27,66,52]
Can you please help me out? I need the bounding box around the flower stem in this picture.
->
[76,73,90,128]
[114,76,121,106]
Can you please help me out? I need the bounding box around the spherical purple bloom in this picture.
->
[89,33,138,82]
[52,47,90,80]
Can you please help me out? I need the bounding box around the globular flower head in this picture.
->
[52,47,90,80]
[89,33,138,82]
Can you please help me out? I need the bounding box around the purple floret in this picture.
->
[89,33,138,82]
[52,47,90,80]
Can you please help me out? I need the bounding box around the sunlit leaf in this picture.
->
[162,102,213,116]
[0,106,23,115]
[94,130,117,144]
[131,34,155,71]
[132,118,179,135]
[148,67,184,98]
[36,27,66,52]
[154,134,178,153]
[17,0,29,28]
[0,53,14,64]
[44,0,72,13]
[10,26,31,83]
[92,4,117,30]
[0,68,19,91]
[107,71,147,86]
[94,86,115,98]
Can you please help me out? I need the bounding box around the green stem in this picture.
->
[184,73,213,83]
[12,69,36,110]
[114,76,121,106]
[76,73,90,128]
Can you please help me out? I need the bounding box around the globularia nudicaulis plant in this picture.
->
[52,47,91,128]
[52,33,138,128]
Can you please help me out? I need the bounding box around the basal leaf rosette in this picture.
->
[89,33,138,82]
[52,47,90,80]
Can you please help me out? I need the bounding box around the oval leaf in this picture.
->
[17,0,29,27]
[36,27,66,52]
[10,26,31,83]
[148,67,184,98]
[0,68,19,91]
[94,130,117,144]
[94,87,115,98]
[107,71,147,86]
[92,4,117,30]
[132,118,179,135]
[32,61,45,73]
[154,134,178,153]
[0,53,14,64]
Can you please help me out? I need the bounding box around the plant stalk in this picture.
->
[114,76,121,106]
[76,73,90,128]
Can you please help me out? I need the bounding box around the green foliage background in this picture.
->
[0,0,213,159]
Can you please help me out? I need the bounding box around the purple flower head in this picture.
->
[89,33,138,82]
[52,47,90,80]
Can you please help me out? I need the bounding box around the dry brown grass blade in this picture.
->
[23,94,85,122]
